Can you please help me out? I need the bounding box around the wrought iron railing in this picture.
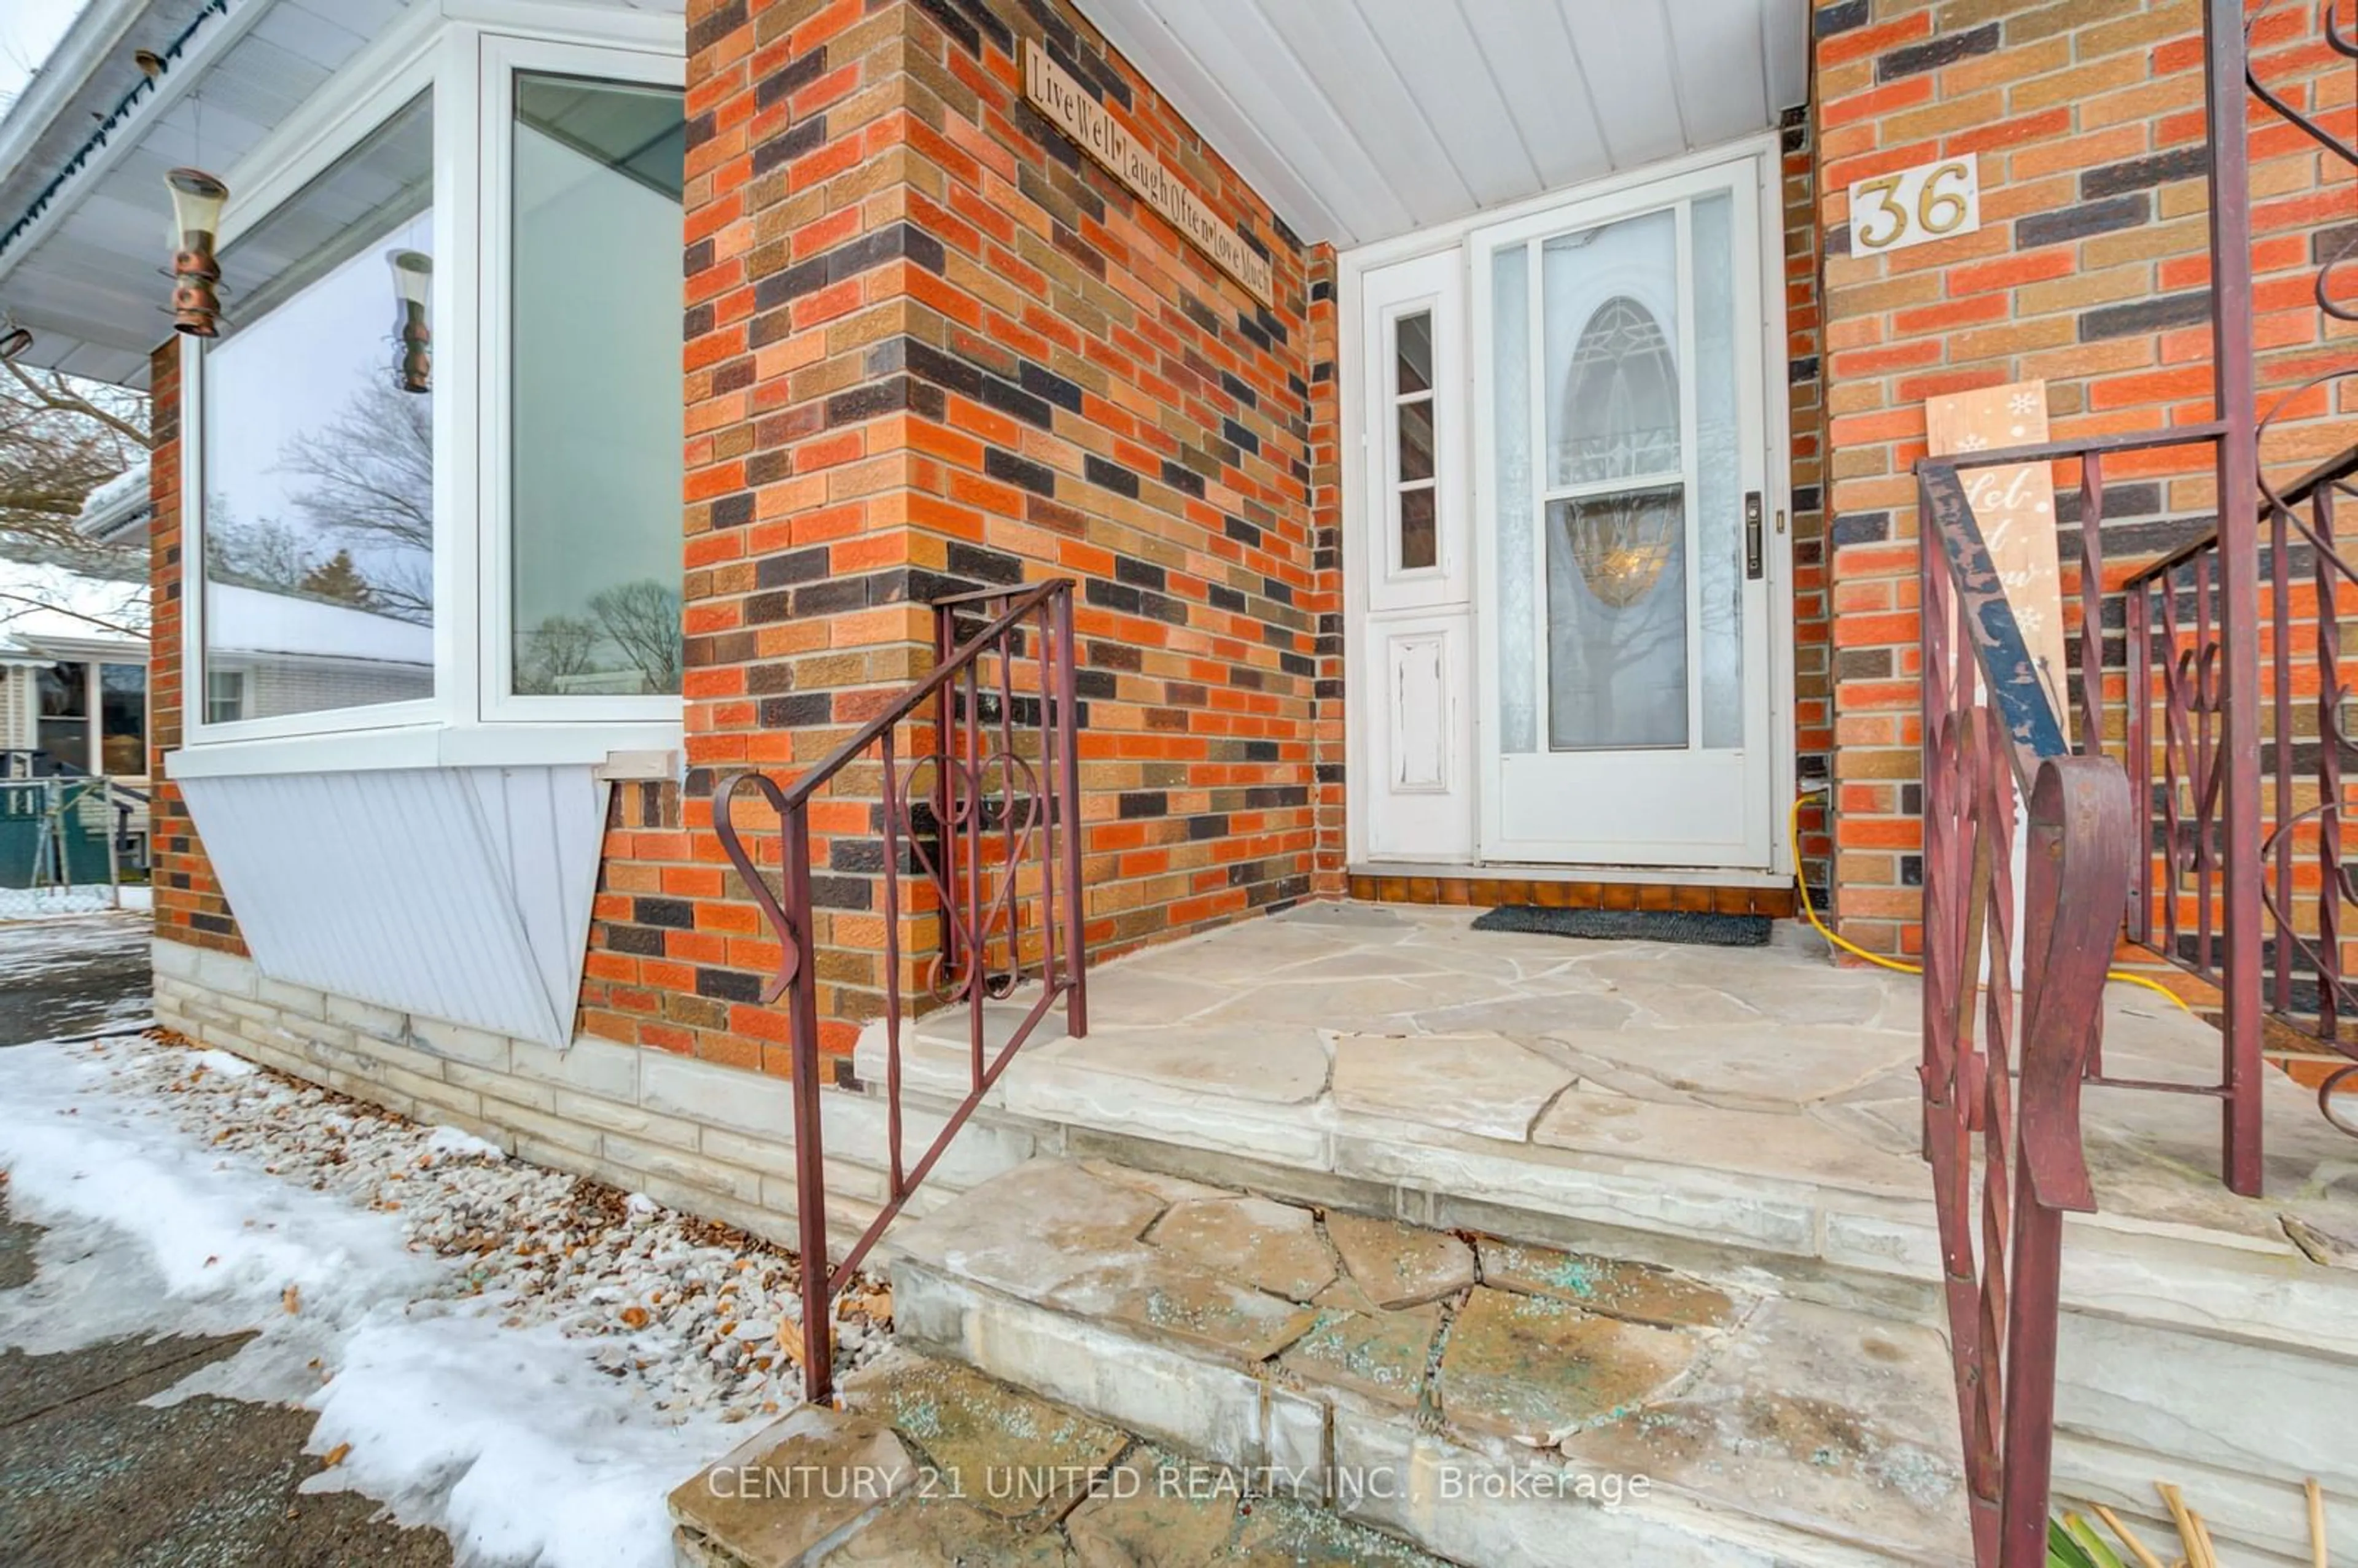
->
[2123,444,2358,1136]
[713,580,1088,1403]
[1918,459,2136,1568]
[1901,2,2333,1554]
[2108,0,2358,1142]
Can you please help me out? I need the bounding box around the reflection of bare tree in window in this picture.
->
[277,380,434,624]
[298,549,377,608]
[589,579,682,694]
[204,506,314,590]
[516,613,597,694]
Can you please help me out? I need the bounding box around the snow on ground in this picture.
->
[0,1030,892,1568]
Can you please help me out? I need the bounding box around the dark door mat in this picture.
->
[1470,906,1773,947]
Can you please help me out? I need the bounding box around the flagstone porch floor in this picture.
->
[841,902,2358,1562]
[871,902,2358,1287]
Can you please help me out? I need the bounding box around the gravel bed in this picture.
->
[77,1028,890,1423]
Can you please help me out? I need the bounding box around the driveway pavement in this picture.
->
[0,913,154,1046]
[0,922,454,1566]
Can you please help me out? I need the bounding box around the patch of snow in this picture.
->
[0,553,148,643]
[0,884,121,920]
[0,1044,419,1301]
[424,1124,502,1162]
[306,1311,723,1568]
[0,1032,894,1567]
[73,461,152,534]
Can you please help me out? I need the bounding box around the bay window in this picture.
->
[177,5,683,771]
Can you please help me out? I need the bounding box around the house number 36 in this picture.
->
[1846,157,1981,257]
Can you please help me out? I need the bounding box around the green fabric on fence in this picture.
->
[0,782,114,890]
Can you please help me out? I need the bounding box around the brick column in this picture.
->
[146,340,248,955]
[600,0,1327,1074]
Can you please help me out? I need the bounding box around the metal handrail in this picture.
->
[1916,458,2138,1567]
[711,580,1088,1404]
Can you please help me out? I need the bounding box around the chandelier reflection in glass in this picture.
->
[1558,295,1682,610]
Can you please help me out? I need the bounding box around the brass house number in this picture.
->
[1846,155,1980,257]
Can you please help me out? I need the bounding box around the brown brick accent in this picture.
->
[1347,874,1797,920]
[1813,0,2356,957]
[1785,99,1835,909]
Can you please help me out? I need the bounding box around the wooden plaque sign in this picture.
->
[1926,379,2071,740]
[1023,41,1274,306]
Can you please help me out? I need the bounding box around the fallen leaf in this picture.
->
[619,1305,650,1329]
[320,1443,351,1469]
[282,1285,301,1315]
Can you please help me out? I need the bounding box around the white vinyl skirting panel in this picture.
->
[177,765,610,1049]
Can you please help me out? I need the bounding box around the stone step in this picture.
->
[670,1348,1458,1566]
[881,1157,1974,1567]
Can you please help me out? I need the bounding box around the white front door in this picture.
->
[1469,156,1780,869]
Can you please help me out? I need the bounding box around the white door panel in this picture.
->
[1356,250,1474,861]
[1471,154,1779,869]
[1364,615,1473,860]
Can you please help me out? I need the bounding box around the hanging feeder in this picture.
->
[165,167,229,337]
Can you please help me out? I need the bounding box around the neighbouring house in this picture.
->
[1,464,154,877]
[0,0,2352,1563]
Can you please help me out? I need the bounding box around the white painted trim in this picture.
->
[476,28,688,728]
[1347,859,1793,891]
[1339,131,1783,273]
[177,1,687,761]
[1338,136,1797,879]
[164,720,684,778]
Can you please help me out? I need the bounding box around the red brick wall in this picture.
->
[1813,0,2356,956]
[145,342,244,957]
[590,0,1327,1069]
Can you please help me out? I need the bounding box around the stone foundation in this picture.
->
[149,939,1045,1251]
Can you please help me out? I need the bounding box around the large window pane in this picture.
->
[99,663,146,776]
[510,72,686,696]
[37,664,90,773]
[1539,208,1692,751]
[201,92,437,723]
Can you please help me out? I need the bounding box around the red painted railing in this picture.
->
[1902,5,2324,1553]
[1918,459,2136,1568]
[713,580,1088,1403]
[2112,0,2358,1143]
[2122,447,2358,1140]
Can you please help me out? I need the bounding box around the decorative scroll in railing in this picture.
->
[2125,449,2358,1139]
[2114,0,2358,1145]
[1918,459,2136,1568]
[713,580,1088,1404]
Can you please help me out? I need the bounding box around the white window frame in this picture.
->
[171,0,683,781]
[479,29,687,727]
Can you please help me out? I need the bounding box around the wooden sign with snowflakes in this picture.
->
[1924,380,2069,742]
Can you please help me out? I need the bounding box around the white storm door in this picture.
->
[1471,157,1778,869]
[1358,249,1473,861]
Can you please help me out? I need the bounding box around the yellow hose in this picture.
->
[1789,790,2190,1011]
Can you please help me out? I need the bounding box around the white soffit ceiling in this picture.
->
[1070,0,1811,251]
